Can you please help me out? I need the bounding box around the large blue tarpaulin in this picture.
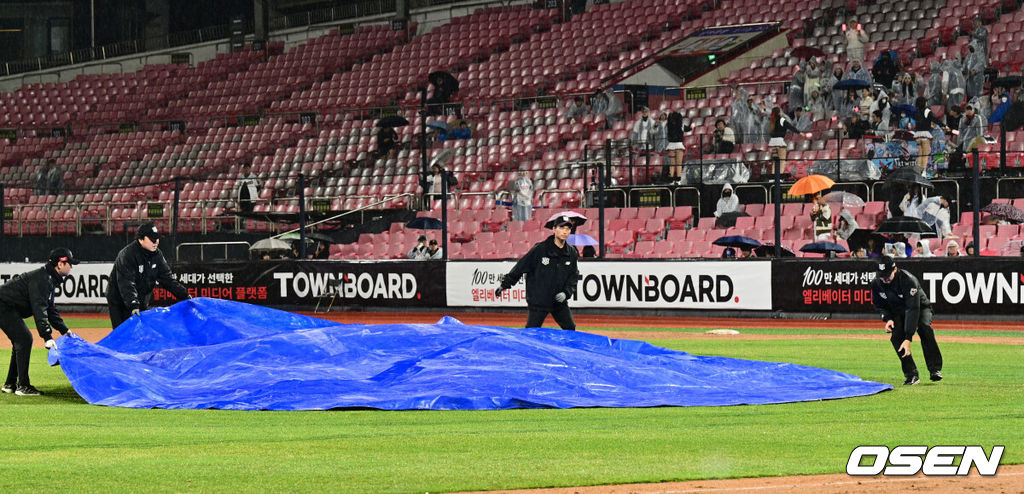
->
[49,298,891,410]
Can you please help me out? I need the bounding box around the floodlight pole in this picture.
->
[298,173,307,259]
[773,156,782,258]
[172,177,181,261]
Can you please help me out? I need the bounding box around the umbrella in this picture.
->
[279,231,336,244]
[894,104,917,118]
[834,79,871,91]
[426,120,450,132]
[788,174,835,196]
[249,238,291,251]
[753,243,795,257]
[822,191,865,208]
[1002,102,1024,132]
[790,46,825,59]
[543,211,588,229]
[430,147,456,169]
[875,216,936,237]
[891,129,917,141]
[567,233,598,246]
[992,75,1022,89]
[884,167,933,188]
[407,217,442,229]
[377,115,410,128]
[847,228,887,253]
[428,70,459,93]
[800,241,848,254]
[712,235,761,249]
[714,210,750,228]
[981,202,1024,223]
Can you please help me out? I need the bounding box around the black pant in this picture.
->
[108,295,133,330]
[526,305,576,330]
[0,307,34,387]
[890,312,943,379]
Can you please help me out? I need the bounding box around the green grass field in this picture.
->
[1,322,1020,493]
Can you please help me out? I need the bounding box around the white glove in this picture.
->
[554,292,567,303]
[45,339,55,350]
[131,309,140,317]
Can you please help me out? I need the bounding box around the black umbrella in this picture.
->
[884,167,933,188]
[714,211,750,228]
[712,235,761,249]
[1002,102,1024,132]
[279,231,337,244]
[875,216,936,237]
[846,228,887,253]
[428,70,459,93]
[834,79,871,91]
[753,243,795,258]
[800,241,848,254]
[791,46,825,59]
[407,217,442,229]
[377,115,410,128]
[894,104,917,118]
[992,75,1023,89]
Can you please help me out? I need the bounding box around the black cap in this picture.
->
[136,222,162,241]
[418,235,427,242]
[429,239,438,246]
[49,247,80,265]
[876,256,896,276]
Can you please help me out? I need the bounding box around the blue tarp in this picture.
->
[49,298,891,410]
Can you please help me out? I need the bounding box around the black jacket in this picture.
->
[870,268,932,339]
[0,265,70,341]
[500,235,580,311]
[666,112,692,143]
[106,241,190,311]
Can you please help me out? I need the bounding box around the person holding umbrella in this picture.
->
[495,213,581,330]
[870,256,943,385]
[810,191,833,240]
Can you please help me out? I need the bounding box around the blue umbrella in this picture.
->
[567,233,597,246]
[712,235,761,249]
[426,120,450,132]
[407,217,442,229]
[800,241,848,254]
[895,104,917,118]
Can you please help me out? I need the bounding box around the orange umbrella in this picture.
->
[787,174,835,196]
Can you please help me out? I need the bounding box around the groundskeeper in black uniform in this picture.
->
[495,214,580,330]
[107,222,191,329]
[870,255,943,385]
[0,248,77,396]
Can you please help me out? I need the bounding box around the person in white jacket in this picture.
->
[714,183,740,218]
[843,19,869,63]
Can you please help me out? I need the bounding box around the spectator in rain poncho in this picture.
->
[843,18,870,64]
[956,104,985,153]
[791,107,812,132]
[630,107,656,149]
[714,183,740,218]
[591,88,623,129]
[963,41,987,100]
[844,59,872,85]
[870,89,892,129]
[825,65,845,112]
[730,87,751,144]
[652,111,669,153]
[892,72,923,107]
[914,238,935,257]
[940,58,967,108]
[971,17,989,60]
[806,89,828,122]
[789,66,806,110]
[803,58,822,103]
[900,184,925,218]
[859,88,875,115]
[836,209,859,241]
[919,196,952,239]
[563,96,589,121]
[893,241,909,258]
[944,239,962,257]
[744,98,769,144]
[838,90,861,120]
[923,63,943,106]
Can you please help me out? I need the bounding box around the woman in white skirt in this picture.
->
[768,107,800,175]
[913,96,944,170]
[665,111,692,184]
